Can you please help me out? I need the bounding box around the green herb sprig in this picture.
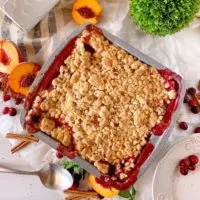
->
[119,187,136,200]
[62,160,85,178]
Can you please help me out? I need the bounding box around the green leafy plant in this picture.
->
[62,160,81,174]
[119,187,136,200]
[62,160,85,178]
[130,0,200,36]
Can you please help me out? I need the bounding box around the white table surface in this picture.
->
[0,4,200,200]
[0,139,63,200]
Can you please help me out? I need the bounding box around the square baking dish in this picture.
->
[21,24,185,190]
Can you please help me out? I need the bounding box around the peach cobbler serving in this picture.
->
[24,26,180,188]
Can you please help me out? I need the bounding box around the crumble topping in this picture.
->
[27,29,176,174]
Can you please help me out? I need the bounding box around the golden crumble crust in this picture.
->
[31,30,176,174]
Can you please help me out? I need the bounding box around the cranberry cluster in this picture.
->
[184,87,199,114]
[179,121,200,133]
[1,93,22,117]
[179,155,199,176]
[2,107,17,116]
[179,86,200,133]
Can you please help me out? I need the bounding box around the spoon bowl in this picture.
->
[38,163,73,190]
[0,163,73,190]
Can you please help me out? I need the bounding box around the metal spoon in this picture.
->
[0,163,73,190]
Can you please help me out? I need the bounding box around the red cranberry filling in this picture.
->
[84,43,95,54]
[56,151,64,159]
[32,115,40,123]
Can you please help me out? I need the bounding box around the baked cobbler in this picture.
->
[24,26,178,185]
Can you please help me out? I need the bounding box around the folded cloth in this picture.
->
[0,0,74,62]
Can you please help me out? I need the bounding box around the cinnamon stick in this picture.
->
[11,141,30,154]
[64,190,98,197]
[65,196,83,200]
[6,133,39,142]
[194,93,200,107]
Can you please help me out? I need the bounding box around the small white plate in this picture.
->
[153,134,200,200]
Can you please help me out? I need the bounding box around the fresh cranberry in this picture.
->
[56,151,63,159]
[9,107,17,116]
[179,159,190,168]
[14,98,22,105]
[183,93,190,103]
[180,167,188,176]
[191,106,200,114]
[189,99,197,107]
[188,165,196,171]
[2,107,9,115]
[187,87,196,96]
[161,70,173,81]
[194,127,200,133]
[179,122,188,130]
[188,155,199,165]
[69,182,79,190]
[3,94,10,101]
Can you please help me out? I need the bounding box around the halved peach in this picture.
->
[88,175,119,197]
[0,40,23,74]
[72,0,103,25]
[8,62,40,96]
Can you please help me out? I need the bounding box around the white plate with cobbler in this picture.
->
[153,134,200,200]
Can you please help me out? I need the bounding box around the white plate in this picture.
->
[153,134,200,200]
[0,0,59,32]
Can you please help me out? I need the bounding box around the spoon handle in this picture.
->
[0,165,37,176]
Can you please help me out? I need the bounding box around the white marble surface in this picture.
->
[0,139,63,200]
[0,1,200,199]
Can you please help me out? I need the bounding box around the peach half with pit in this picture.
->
[88,175,119,197]
[0,40,23,74]
[8,62,40,96]
[72,0,103,25]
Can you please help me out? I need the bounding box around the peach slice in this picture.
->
[0,40,23,74]
[88,175,119,197]
[72,0,103,25]
[8,62,40,96]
